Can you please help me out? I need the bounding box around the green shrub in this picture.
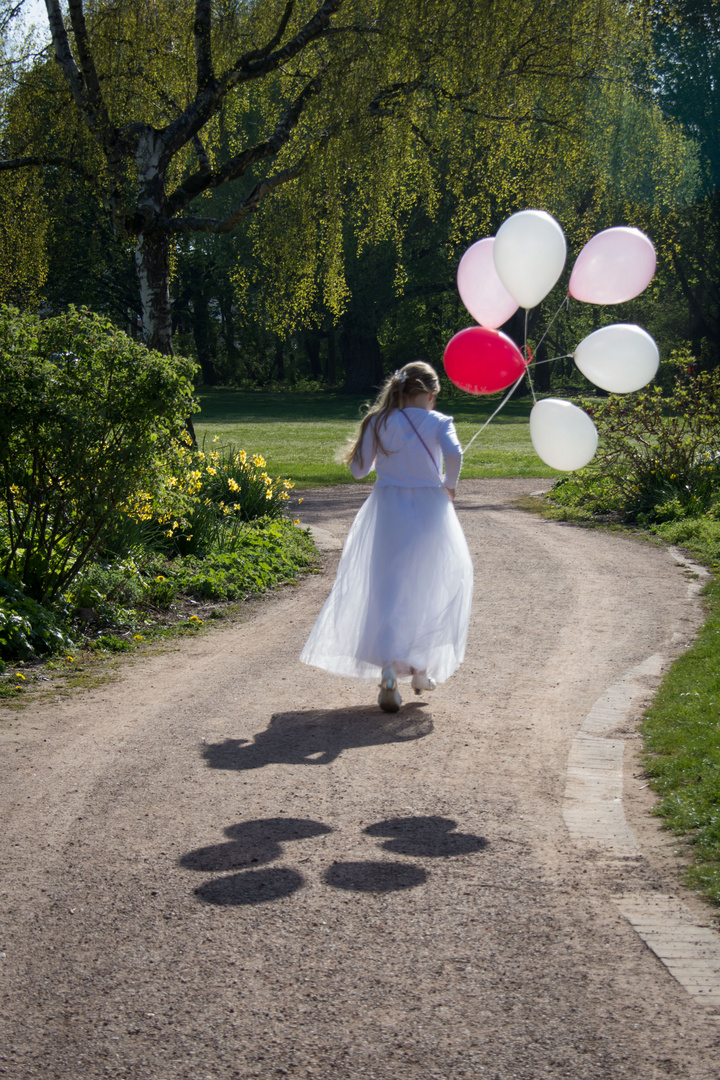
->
[650,517,720,571]
[173,519,316,600]
[0,305,197,602]
[162,443,294,558]
[0,577,73,661]
[553,356,720,525]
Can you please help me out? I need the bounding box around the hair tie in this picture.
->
[394,369,407,384]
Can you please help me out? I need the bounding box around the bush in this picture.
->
[552,356,720,525]
[650,518,720,572]
[0,305,197,602]
[162,443,294,558]
[0,577,73,664]
[172,519,316,600]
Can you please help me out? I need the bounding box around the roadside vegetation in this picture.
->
[0,307,317,700]
[545,356,720,904]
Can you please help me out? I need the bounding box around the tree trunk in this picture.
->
[191,288,219,386]
[218,292,239,375]
[275,340,285,381]
[135,226,196,442]
[340,329,383,394]
[533,342,551,393]
[326,330,337,385]
[305,333,322,379]
[135,229,173,355]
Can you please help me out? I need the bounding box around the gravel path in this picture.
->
[1,479,719,1080]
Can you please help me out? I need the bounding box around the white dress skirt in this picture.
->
[300,483,473,683]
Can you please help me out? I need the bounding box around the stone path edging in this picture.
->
[563,548,720,1011]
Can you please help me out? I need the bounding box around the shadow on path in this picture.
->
[324,861,427,892]
[180,817,333,872]
[195,868,305,905]
[202,703,433,771]
[181,813,488,905]
[364,815,488,857]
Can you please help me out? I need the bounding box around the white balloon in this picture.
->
[573,324,659,394]
[493,210,567,309]
[530,399,598,472]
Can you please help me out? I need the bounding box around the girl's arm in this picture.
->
[349,420,377,479]
[439,420,462,494]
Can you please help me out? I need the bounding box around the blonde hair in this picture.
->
[343,361,441,467]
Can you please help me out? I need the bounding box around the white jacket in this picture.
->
[349,408,462,488]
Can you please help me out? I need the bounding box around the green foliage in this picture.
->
[641,578,720,904]
[92,633,135,653]
[196,444,292,521]
[4,0,694,376]
[0,305,198,602]
[551,358,720,524]
[0,577,73,661]
[650,518,720,574]
[171,519,317,601]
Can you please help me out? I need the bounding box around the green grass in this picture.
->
[193,389,558,487]
[641,578,720,905]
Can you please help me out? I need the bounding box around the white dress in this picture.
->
[300,408,474,683]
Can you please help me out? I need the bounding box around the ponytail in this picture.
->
[342,361,441,467]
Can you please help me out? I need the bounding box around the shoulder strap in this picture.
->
[401,409,442,478]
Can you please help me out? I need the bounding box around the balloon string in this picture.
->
[534,352,573,366]
[523,309,537,404]
[461,368,529,456]
[460,304,573,456]
[532,294,570,356]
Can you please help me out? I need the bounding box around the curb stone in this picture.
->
[563,550,720,1012]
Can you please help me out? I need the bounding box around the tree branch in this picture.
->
[241,0,296,64]
[192,133,212,175]
[164,166,303,234]
[157,0,341,169]
[194,0,214,90]
[45,0,119,156]
[44,0,87,111]
[165,77,319,218]
[67,0,105,110]
[0,154,97,186]
[223,0,342,88]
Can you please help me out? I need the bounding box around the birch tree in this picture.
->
[0,0,637,360]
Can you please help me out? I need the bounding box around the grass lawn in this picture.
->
[641,577,720,905]
[194,388,558,487]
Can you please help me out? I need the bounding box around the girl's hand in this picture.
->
[445,486,456,502]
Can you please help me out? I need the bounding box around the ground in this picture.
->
[1,479,719,1080]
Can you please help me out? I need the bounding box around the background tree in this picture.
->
[0,0,632,367]
[649,0,720,369]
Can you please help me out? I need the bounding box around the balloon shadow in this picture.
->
[195,868,304,906]
[363,816,488,858]
[324,861,427,893]
[180,817,333,872]
[202,703,433,771]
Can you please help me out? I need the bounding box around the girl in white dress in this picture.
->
[300,361,473,712]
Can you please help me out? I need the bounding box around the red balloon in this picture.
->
[444,327,526,395]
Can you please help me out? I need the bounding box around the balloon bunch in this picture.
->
[444,210,659,471]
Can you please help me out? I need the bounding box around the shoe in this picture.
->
[378,666,401,713]
[411,671,436,695]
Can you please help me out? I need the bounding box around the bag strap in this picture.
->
[401,409,442,479]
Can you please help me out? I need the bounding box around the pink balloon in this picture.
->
[444,327,526,395]
[457,238,519,328]
[569,227,656,305]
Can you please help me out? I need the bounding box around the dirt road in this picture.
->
[1,479,719,1080]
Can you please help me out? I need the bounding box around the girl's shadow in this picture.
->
[201,703,433,771]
